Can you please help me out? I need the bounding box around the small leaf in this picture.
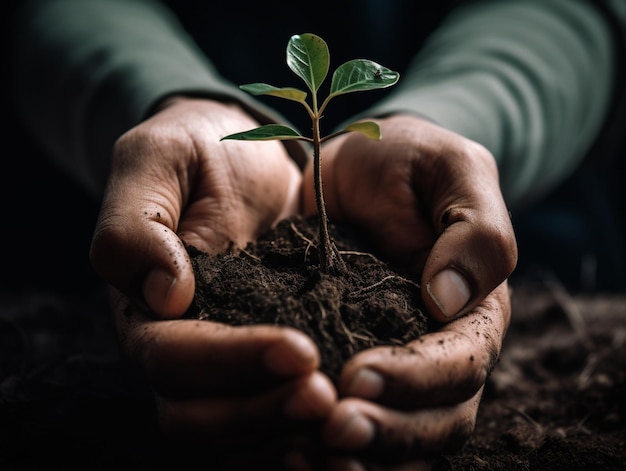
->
[287,33,329,93]
[220,124,303,141]
[240,83,307,104]
[343,121,381,140]
[329,59,399,98]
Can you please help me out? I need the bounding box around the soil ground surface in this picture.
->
[1,231,624,470]
[437,279,626,470]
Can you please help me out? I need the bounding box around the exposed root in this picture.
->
[290,220,316,263]
[500,403,544,435]
[311,294,327,320]
[542,271,594,351]
[239,246,261,262]
[339,318,356,346]
[323,240,348,276]
[347,275,420,299]
[352,331,377,342]
[578,352,601,387]
[290,220,316,247]
[339,250,381,263]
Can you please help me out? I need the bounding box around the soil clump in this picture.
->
[185,214,430,382]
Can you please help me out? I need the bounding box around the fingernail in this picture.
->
[344,368,384,399]
[333,413,375,449]
[143,267,176,315]
[427,268,471,319]
[283,374,335,420]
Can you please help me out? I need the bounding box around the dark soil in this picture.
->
[1,225,625,469]
[437,278,626,470]
[185,214,430,383]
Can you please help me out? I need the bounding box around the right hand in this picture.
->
[90,97,335,460]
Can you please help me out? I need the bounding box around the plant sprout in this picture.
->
[221,33,399,275]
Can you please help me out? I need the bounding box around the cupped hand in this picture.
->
[322,282,511,468]
[90,97,335,461]
[110,287,335,458]
[302,114,517,464]
[90,96,302,318]
[304,114,517,322]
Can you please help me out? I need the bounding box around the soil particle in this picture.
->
[185,214,430,382]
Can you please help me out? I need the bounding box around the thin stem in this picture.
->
[312,114,347,275]
[301,101,316,121]
[320,129,350,143]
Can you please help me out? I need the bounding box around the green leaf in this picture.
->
[287,33,329,93]
[220,124,303,141]
[343,121,381,140]
[329,59,399,98]
[240,83,307,104]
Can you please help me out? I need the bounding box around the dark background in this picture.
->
[2,0,625,294]
[0,2,625,470]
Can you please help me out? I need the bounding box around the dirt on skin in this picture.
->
[184,214,626,469]
[0,217,624,469]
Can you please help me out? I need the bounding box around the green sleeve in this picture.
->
[11,0,307,197]
[364,0,620,209]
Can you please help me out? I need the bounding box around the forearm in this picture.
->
[366,0,619,208]
[11,0,304,197]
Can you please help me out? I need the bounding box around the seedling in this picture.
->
[221,33,399,275]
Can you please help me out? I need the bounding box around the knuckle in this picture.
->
[447,139,496,175]
[483,222,518,277]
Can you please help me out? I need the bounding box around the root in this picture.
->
[347,275,420,299]
[542,271,593,351]
[290,221,316,246]
[500,403,544,434]
[239,246,261,262]
[339,250,381,263]
[339,318,355,346]
[310,294,327,320]
[290,221,316,262]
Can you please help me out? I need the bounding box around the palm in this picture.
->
[303,120,437,273]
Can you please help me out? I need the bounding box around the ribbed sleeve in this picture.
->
[11,0,305,196]
[365,0,617,208]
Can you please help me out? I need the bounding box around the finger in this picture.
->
[111,288,322,398]
[90,129,196,319]
[338,282,510,408]
[322,390,483,460]
[157,371,336,442]
[306,117,517,323]
[303,134,435,264]
[417,139,517,322]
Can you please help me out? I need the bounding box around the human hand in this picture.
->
[110,287,336,465]
[304,114,517,322]
[301,114,517,465]
[319,282,510,469]
[90,97,335,461]
[91,96,302,317]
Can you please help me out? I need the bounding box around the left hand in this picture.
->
[301,114,516,466]
[91,97,335,466]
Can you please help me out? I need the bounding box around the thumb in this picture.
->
[422,207,517,323]
[90,203,195,320]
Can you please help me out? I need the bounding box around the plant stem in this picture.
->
[312,115,347,275]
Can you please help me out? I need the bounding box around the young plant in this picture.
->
[221,33,399,275]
